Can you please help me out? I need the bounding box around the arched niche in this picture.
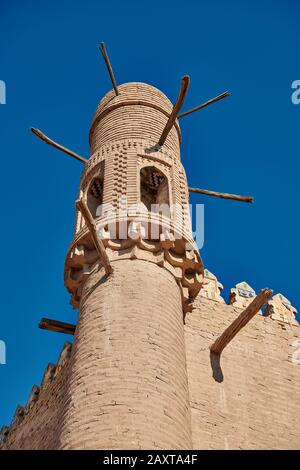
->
[140,166,170,211]
[86,177,104,219]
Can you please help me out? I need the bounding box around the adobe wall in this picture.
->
[186,296,300,449]
[0,345,71,450]
[2,291,299,450]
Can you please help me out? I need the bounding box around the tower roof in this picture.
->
[89,82,182,154]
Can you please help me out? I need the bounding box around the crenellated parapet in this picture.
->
[227,281,299,326]
[199,268,225,303]
[0,426,9,446]
[41,363,56,389]
[54,342,72,376]
[228,281,257,309]
[0,342,72,448]
[265,293,299,326]
[25,385,40,413]
[10,405,25,430]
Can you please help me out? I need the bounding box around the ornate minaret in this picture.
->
[24,45,251,450]
[6,44,293,453]
[60,81,203,449]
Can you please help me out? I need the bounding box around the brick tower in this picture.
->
[2,49,299,451]
[61,82,203,449]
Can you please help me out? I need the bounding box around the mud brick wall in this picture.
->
[1,363,70,450]
[2,294,300,450]
[2,78,300,449]
[185,297,300,450]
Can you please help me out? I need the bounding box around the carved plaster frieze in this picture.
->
[199,269,225,303]
[228,281,257,309]
[265,293,298,326]
[65,230,203,313]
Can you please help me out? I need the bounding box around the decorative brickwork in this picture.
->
[228,281,256,309]
[2,80,300,451]
[1,343,72,449]
[199,269,225,303]
[265,293,298,326]
[185,297,300,449]
[2,297,300,450]
[65,83,203,313]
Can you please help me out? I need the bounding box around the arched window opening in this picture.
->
[87,176,103,218]
[140,166,169,211]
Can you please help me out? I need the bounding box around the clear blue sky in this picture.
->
[0,0,299,425]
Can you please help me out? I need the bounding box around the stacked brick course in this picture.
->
[2,82,299,450]
[186,295,300,449]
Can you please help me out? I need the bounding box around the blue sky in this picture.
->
[0,0,299,425]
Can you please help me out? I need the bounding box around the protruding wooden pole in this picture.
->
[99,42,119,96]
[178,91,230,119]
[188,187,254,203]
[210,288,273,355]
[39,318,76,335]
[76,198,113,276]
[31,128,88,164]
[158,75,190,147]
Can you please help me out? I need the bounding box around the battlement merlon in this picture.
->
[0,342,72,450]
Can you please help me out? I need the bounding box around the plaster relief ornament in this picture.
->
[228,281,257,309]
[265,293,299,326]
[199,269,225,303]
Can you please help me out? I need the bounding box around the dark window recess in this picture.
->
[87,177,103,218]
[140,166,169,211]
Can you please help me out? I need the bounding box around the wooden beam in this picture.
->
[31,128,88,164]
[210,288,273,355]
[99,42,119,96]
[178,91,230,118]
[76,198,113,276]
[39,318,76,335]
[188,187,254,203]
[158,75,190,147]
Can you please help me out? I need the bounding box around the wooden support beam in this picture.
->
[178,91,230,118]
[99,42,119,96]
[31,128,88,164]
[39,318,76,335]
[210,288,273,355]
[188,186,254,203]
[75,198,113,276]
[158,75,190,147]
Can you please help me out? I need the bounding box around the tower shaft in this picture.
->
[60,261,192,449]
[63,82,203,449]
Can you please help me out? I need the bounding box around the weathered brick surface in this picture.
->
[1,364,70,450]
[90,82,180,156]
[3,294,300,450]
[3,80,300,451]
[59,260,192,450]
[185,296,300,449]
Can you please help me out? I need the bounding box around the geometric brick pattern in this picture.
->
[2,81,300,451]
